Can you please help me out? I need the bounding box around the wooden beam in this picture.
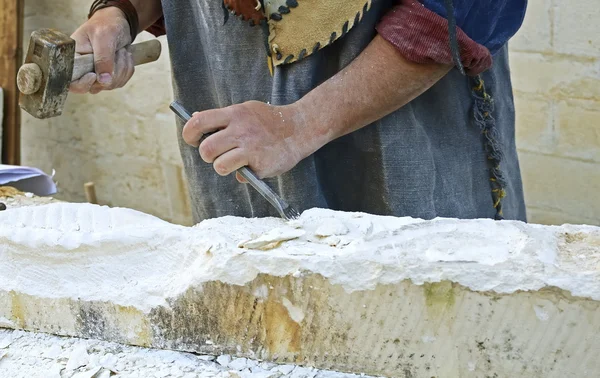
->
[0,0,24,165]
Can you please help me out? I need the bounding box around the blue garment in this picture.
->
[421,0,528,54]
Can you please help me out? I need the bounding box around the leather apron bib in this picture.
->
[223,0,374,73]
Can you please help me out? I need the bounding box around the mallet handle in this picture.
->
[72,39,162,81]
[17,39,162,95]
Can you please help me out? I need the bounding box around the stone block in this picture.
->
[509,52,600,100]
[1,202,600,377]
[23,3,87,42]
[155,110,185,166]
[20,138,96,198]
[519,151,600,222]
[69,104,161,161]
[554,1,600,56]
[514,95,554,152]
[0,88,3,158]
[161,162,193,225]
[509,0,552,52]
[118,35,174,118]
[527,206,599,227]
[556,99,600,162]
[93,155,172,220]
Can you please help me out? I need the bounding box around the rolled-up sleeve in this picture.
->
[376,0,527,76]
[145,16,166,37]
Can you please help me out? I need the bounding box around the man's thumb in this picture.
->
[91,38,117,85]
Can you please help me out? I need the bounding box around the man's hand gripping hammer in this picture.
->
[17,28,161,119]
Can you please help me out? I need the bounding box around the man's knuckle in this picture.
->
[192,112,209,127]
[228,105,246,119]
[101,23,122,37]
[94,55,112,65]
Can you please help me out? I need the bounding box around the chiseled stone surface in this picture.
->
[1,200,600,377]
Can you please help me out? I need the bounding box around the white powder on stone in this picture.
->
[534,305,550,321]
[0,329,380,378]
[66,342,90,370]
[239,227,306,250]
[0,317,15,329]
[216,354,232,367]
[281,298,305,324]
[0,202,599,317]
[314,218,349,237]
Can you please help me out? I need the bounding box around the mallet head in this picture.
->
[18,29,75,119]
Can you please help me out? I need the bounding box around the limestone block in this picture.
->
[161,162,193,226]
[514,94,554,153]
[1,203,600,377]
[509,52,600,100]
[119,34,174,116]
[0,88,3,158]
[554,0,600,57]
[19,137,96,203]
[556,99,600,162]
[527,206,600,227]
[155,110,186,166]
[519,151,600,225]
[510,0,552,52]
[91,155,172,219]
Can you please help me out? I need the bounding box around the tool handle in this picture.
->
[169,101,216,143]
[17,39,162,95]
[71,39,162,81]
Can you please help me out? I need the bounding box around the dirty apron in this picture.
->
[160,0,528,223]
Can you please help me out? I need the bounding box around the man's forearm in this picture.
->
[294,34,452,156]
[129,0,163,32]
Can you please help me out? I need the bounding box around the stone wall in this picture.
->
[20,1,600,226]
[21,2,191,225]
[509,0,600,225]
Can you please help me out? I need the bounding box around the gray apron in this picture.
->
[160,0,527,223]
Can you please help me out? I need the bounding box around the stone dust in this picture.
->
[0,329,380,378]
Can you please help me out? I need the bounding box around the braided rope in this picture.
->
[443,0,506,220]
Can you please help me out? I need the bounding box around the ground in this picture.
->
[0,329,380,378]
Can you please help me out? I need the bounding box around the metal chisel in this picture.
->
[169,101,300,221]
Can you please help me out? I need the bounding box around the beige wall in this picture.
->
[510,0,600,226]
[20,1,600,226]
[21,2,192,225]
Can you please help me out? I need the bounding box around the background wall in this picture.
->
[21,2,192,225]
[509,0,600,226]
[20,0,600,226]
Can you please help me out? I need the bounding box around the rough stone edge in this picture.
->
[1,272,599,378]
